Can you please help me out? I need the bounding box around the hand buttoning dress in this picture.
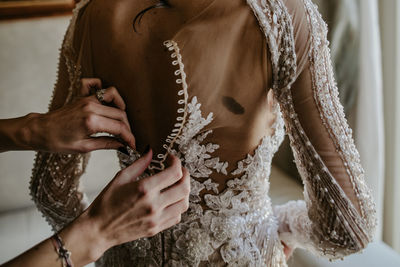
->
[30,0,377,266]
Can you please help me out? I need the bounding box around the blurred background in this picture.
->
[0,0,399,266]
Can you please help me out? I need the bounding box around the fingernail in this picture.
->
[118,146,129,155]
[143,144,150,154]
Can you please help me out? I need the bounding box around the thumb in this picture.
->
[117,147,153,184]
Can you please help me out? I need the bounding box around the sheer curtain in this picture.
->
[317,0,400,251]
[356,0,385,242]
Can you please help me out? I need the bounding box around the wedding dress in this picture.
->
[30,0,377,266]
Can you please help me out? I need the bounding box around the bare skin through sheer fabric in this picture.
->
[30,0,377,266]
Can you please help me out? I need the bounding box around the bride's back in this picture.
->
[30,0,379,265]
[81,0,197,153]
[78,0,276,180]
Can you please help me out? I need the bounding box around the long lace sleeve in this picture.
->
[29,0,92,231]
[249,0,378,260]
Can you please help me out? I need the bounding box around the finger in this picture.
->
[159,214,182,231]
[87,101,131,131]
[96,86,126,110]
[80,78,102,96]
[160,198,188,224]
[143,154,183,191]
[88,115,136,149]
[76,136,124,153]
[118,148,153,184]
[159,167,190,208]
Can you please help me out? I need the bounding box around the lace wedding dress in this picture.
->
[30,0,377,266]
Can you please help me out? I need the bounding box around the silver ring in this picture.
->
[95,89,106,104]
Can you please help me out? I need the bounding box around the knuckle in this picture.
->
[147,219,158,229]
[183,167,190,178]
[110,86,118,94]
[182,183,191,196]
[136,182,149,197]
[172,154,182,166]
[118,110,127,122]
[119,122,128,133]
[174,215,182,225]
[182,201,189,212]
[85,114,97,130]
[92,78,102,85]
[171,164,183,179]
[82,101,94,113]
[122,112,129,122]
[82,78,91,86]
[146,227,158,237]
[145,204,158,216]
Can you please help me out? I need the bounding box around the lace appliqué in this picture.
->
[106,40,288,267]
[166,103,287,266]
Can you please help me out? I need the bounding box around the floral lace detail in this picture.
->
[165,101,286,266]
[109,95,288,266]
[168,96,228,178]
[101,40,288,266]
[29,0,377,266]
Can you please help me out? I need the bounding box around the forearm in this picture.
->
[0,113,42,152]
[3,213,110,267]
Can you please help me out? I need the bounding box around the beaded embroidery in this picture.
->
[106,39,287,266]
[30,0,377,265]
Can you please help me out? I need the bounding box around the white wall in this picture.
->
[0,16,69,212]
[0,15,119,213]
[0,15,119,264]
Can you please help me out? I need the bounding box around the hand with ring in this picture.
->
[2,78,135,153]
[95,88,107,104]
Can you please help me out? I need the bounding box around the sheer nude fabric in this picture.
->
[30,0,377,266]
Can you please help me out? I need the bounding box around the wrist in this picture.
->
[59,211,111,265]
[0,113,41,152]
[23,112,51,151]
[18,113,43,150]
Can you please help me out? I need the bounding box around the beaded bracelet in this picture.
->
[51,234,74,267]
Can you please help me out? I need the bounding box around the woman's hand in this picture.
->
[4,149,190,267]
[29,78,135,153]
[61,149,190,264]
[0,78,135,153]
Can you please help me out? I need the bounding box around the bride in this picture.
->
[30,0,377,266]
